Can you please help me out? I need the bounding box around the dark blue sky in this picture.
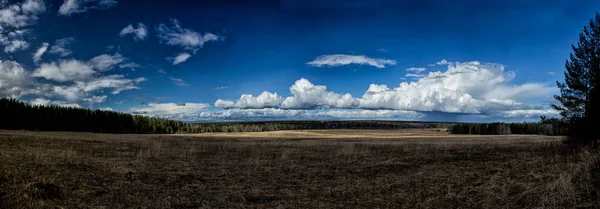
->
[1,0,599,121]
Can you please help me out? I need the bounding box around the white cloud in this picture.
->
[3,39,28,52]
[213,86,229,91]
[499,109,559,118]
[1,57,145,105]
[405,73,425,78]
[58,0,117,16]
[98,107,113,111]
[0,60,34,98]
[170,52,191,65]
[119,62,140,69]
[0,0,45,54]
[214,61,556,118]
[157,69,166,74]
[81,95,107,104]
[119,23,148,41]
[377,48,388,52]
[406,67,426,72]
[131,102,210,120]
[88,53,125,71]
[548,71,556,76]
[32,42,48,63]
[48,37,74,56]
[280,78,359,109]
[156,19,220,50]
[0,0,45,28]
[436,59,449,65]
[33,59,95,82]
[76,75,146,94]
[133,106,423,122]
[30,98,50,106]
[169,77,189,87]
[28,98,81,108]
[215,91,284,109]
[307,54,396,68]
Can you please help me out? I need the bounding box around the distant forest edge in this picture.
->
[1,98,565,135]
[0,98,189,134]
[449,121,567,136]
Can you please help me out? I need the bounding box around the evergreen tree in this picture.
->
[553,13,600,147]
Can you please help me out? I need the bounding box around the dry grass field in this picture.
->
[1,129,599,208]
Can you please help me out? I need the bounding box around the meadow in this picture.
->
[0,129,599,208]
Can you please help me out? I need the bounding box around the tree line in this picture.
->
[189,121,453,133]
[0,98,189,134]
[449,120,568,136]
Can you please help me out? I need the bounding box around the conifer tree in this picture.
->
[553,13,600,147]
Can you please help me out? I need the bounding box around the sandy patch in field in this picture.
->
[178,128,563,140]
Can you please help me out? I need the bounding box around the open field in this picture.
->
[0,129,599,208]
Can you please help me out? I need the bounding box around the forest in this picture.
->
[0,98,188,134]
[449,121,568,136]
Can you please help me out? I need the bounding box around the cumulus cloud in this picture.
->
[32,42,48,63]
[131,102,211,120]
[0,0,45,53]
[88,53,125,71]
[0,0,45,28]
[33,59,95,82]
[307,54,396,68]
[132,105,422,122]
[0,60,35,98]
[406,67,426,72]
[48,37,74,57]
[436,59,449,65]
[98,107,113,111]
[81,95,107,104]
[156,19,220,50]
[169,77,189,87]
[119,23,148,41]
[215,91,284,109]
[170,52,191,65]
[1,55,145,108]
[28,98,81,108]
[281,79,359,109]
[58,0,117,16]
[215,61,556,119]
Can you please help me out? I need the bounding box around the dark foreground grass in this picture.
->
[0,130,599,208]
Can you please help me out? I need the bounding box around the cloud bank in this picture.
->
[214,60,557,119]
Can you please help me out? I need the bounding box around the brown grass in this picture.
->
[0,129,598,208]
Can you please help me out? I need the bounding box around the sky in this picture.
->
[0,0,599,122]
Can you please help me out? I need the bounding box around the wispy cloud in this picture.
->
[169,52,191,65]
[48,37,74,57]
[213,86,230,91]
[32,42,49,63]
[119,23,148,41]
[169,77,189,87]
[130,96,168,101]
[156,19,221,51]
[58,0,117,16]
[406,67,426,73]
[307,54,396,68]
[405,73,426,78]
